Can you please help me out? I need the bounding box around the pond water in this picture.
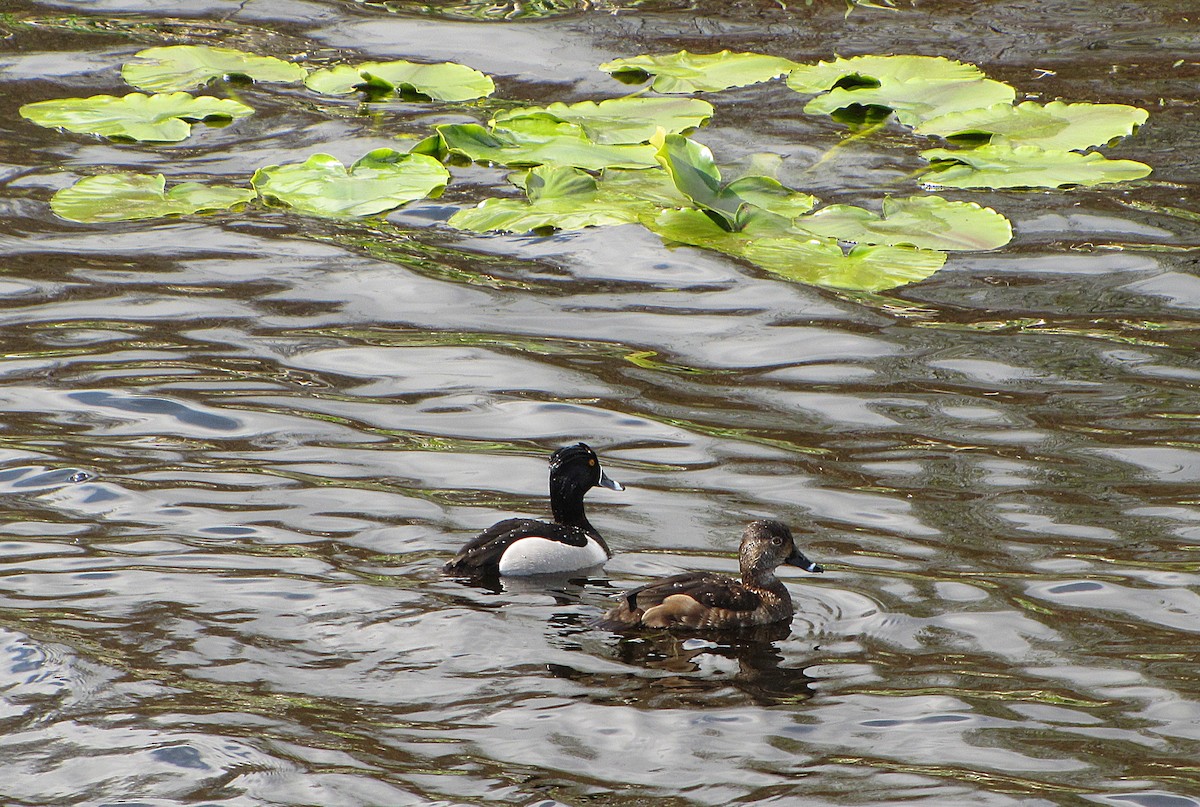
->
[2,0,1200,804]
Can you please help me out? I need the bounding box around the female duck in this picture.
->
[596,520,823,630]
[444,443,624,577]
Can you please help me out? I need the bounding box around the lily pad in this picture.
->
[745,237,948,292]
[796,196,1013,251]
[251,148,450,217]
[654,132,817,229]
[786,55,1016,127]
[920,143,1153,189]
[450,166,688,233]
[491,96,714,144]
[649,207,945,291]
[51,172,255,223]
[450,166,639,233]
[413,123,659,170]
[600,50,797,93]
[121,45,307,92]
[304,60,494,102]
[19,92,254,142]
[916,100,1150,151]
[787,55,988,93]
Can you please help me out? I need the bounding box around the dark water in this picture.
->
[2,0,1200,804]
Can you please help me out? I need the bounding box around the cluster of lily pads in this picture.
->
[22,46,1151,292]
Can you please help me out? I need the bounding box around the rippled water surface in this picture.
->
[3,0,1200,804]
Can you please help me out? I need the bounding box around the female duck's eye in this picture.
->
[771,536,783,546]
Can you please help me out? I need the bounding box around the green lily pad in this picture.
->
[795,196,1013,251]
[649,207,945,291]
[745,237,948,292]
[121,45,307,92]
[600,50,797,93]
[786,55,1016,127]
[304,60,494,102]
[653,132,817,229]
[450,165,688,233]
[920,143,1153,189]
[19,92,254,142]
[491,96,714,144]
[450,166,639,232]
[413,123,659,170]
[251,148,450,217]
[50,172,255,223]
[787,55,988,93]
[916,100,1150,151]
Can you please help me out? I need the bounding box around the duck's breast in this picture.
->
[496,534,608,575]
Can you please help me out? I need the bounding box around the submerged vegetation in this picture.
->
[21,45,1153,292]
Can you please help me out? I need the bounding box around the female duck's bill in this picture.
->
[594,519,823,631]
[443,442,624,578]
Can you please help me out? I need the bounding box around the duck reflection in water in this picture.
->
[549,621,816,707]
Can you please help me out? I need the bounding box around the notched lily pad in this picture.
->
[304,60,494,102]
[492,96,714,144]
[251,148,451,217]
[920,143,1153,189]
[649,207,945,291]
[600,50,797,93]
[796,196,1013,251]
[413,123,659,170]
[786,55,1016,126]
[745,237,948,292]
[19,92,254,142]
[449,165,688,233]
[51,172,255,223]
[121,45,307,92]
[917,100,1150,151]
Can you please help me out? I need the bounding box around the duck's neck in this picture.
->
[741,564,790,602]
[551,478,593,531]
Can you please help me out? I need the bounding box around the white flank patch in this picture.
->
[497,536,607,576]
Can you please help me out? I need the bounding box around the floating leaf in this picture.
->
[450,166,637,232]
[450,166,687,233]
[492,96,714,144]
[413,123,658,170]
[649,207,944,291]
[304,60,494,102]
[653,132,817,229]
[787,55,987,93]
[745,237,948,291]
[19,92,253,142]
[50,172,254,223]
[121,45,307,92]
[600,50,797,93]
[916,100,1150,151]
[920,143,1153,189]
[251,148,450,217]
[786,55,1015,126]
[795,196,1013,250]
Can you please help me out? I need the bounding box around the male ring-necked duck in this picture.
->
[595,519,823,630]
[443,442,624,577]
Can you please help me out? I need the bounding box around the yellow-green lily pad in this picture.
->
[51,172,255,223]
[600,50,797,93]
[920,143,1153,189]
[251,148,451,218]
[19,92,254,142]
[304,60,494,102]
[121,45,307,92]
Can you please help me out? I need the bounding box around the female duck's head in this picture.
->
[548,442,623,525]
[740,519,823,578]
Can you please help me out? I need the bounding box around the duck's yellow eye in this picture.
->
[589,459,595,466]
